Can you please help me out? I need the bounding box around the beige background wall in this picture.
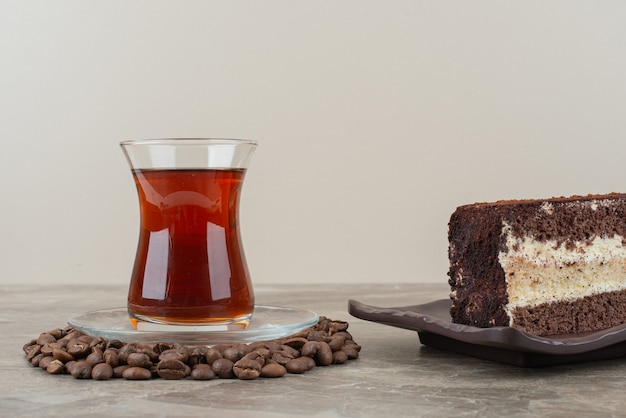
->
[2,1,626,288]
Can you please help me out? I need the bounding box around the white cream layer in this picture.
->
[498,223,626,320]
[501,232,626,268]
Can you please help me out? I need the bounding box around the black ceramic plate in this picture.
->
[348,299,626,367]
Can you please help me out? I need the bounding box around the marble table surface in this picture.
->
[3,283,626,417]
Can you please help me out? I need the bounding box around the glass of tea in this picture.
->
[120,138,257,326]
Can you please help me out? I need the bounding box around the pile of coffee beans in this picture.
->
[22,316,360,381]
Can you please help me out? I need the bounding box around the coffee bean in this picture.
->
[233,358,262,380]
[77,335,94,344]
[285,356,315,374]
[223,344,249,363]
[252,348,271,361]
[37,333,57,346]
[46,359,65,375]
[242,351,266,366]
[31,353,47,367]
[261,362,286,378]
[69,361,92,379]
[60,329,82,342]
[106,339,124,350]
[89,337,106,351]
[211,358,235,379]
[122,366,152,380]
[103,349,119,367]
[301,341,333,366]
[329,320,349,334]
[171,344,190,362]
[332,331,353,341]
[316,342,334,366]
[344,339,360,349]
[52,347,74,363]
[37,355,53,369]
[127,353,152,368]
[113,365,130,378]
[317,317,330,332]
[270,350,294,366]
[300,341,319,357]
[191,364,215,380]
[25,345,42,361]
[332,350,349,364]
[302,356,317,370]
[46,328,65,340]
[158,348,188,363]
[328,336,346,352]
[136,345,159,362]
[204,348,222,365]
[153,342,172,354]
[281,337,308,350]
[341,346,359,360]
[188,346,208,367]
[279,344,300,358]
[40,343,56,356]
[23,340,37,354]
[92,363,114,380]
[67,339,90,359]
[306,331,324,341]
[267,342,285,351]
[61,326,74,335]
[117,344,136,363]
[65,361,77,374]
[156,359,187,380]
[86,348,104,366]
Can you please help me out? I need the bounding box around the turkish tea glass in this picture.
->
[120,138,257,326]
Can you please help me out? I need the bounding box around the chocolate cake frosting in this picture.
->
[448,193,626,336]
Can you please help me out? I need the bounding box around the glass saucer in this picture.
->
[68,305,318,344]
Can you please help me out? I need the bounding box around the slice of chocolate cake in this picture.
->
[448,193,626,336]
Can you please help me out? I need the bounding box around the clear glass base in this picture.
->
[128,312,253,330]
[68,305,318,344]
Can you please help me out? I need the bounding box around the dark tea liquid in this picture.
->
[127,168,254,324]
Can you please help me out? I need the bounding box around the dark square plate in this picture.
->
[348,299,626,367]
